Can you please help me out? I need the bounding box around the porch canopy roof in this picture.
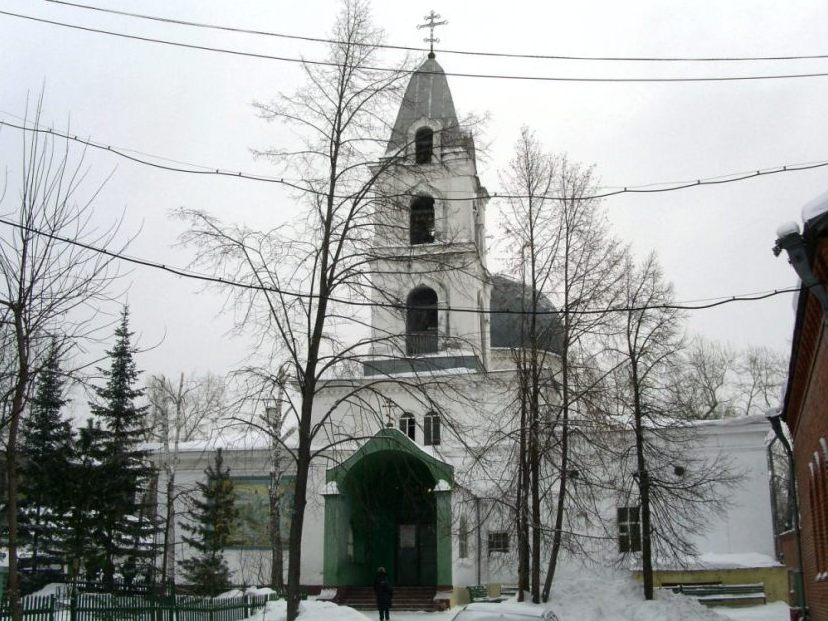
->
[326,427,454,488]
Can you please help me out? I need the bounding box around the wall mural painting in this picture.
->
[228,475,295,549]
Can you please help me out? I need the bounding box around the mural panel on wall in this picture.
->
[228,475,295,548]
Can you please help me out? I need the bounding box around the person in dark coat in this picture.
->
[373,566,393,621]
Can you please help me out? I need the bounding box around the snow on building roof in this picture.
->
[802,188,828,222]
[655,552,781,571]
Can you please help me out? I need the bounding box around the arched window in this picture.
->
[410,195,435,245]
[415,127,434,164]
[424,411,441,446]
[406,286,438,355]
[400,412,416,440]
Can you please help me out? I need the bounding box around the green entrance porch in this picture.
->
[323,428,453,588]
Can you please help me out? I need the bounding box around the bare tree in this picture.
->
[0,97,121,618]
[667,336,736,419]
[174,3,481,618]
[666,338,786,420]
[605,251,738,600]
[734,345,787,417]
[147,372,226,588]
[499,128,624,601]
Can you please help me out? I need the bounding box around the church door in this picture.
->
[396,522,437,585]
[397,524,418,584]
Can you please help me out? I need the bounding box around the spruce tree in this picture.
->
[179,449,237,596]
[89,307,155,587]
[19,341,74,574]
[64,418,107,582]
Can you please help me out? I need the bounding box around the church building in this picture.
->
[161,54,781,607]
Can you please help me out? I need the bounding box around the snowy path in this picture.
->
[352,602,791,621]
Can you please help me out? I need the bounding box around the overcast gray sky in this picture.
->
[2,0,827,382]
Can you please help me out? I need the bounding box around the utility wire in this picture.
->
[5,9,828,83]
[0,216,802,316]
[3,119,828,202]
[42,0,828,64]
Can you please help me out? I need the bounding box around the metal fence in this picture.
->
[0,592,276,621]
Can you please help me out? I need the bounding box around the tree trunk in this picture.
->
[631,360,654,600]
[161,472,176,588]
[543,277,571,602]
[286,415,311,621]
[6,414,22,621]
[32,507,41,574]
[516,364,529,600]
[270,488,284,588]
[542,392,569,601]
[269,385,285,589]
[530,362,541,603]
[7,310,29,621]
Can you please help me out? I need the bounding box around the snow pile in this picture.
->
[714,602,790,621]
[28,583,64,598]
[217,586,278,600]
[242,600,367,621]
[546,567,725,621]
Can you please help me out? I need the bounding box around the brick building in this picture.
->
[776,192,828,620]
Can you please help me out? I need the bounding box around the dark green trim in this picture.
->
[326,428,453,486]
[323,429,454,586]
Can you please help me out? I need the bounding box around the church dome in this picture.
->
[386,57,460,155]
[489,274,563,354]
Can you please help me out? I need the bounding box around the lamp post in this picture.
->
[767,409,808,620]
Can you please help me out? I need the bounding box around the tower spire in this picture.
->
[417,10,447,59]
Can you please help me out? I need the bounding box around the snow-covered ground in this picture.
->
[243,569,790,621]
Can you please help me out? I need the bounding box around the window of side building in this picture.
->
[617,506,641,553]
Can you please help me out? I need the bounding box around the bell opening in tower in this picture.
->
[406,286,438,355]
[415,127,434,164]
[410,196,435,245]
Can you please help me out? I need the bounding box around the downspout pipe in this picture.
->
[767,409,808,620]
[476,496,482,586]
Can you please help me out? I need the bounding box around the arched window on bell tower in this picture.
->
[406,286,438,355]
[415,126,434,164]
[410,195,435,245]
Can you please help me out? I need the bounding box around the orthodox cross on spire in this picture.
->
[417,10,447,58]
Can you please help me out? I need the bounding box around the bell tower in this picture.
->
[365,53,491,376]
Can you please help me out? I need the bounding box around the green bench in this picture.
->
[272,588,309,601]
[667,583,766,607]
[467,586,506,603]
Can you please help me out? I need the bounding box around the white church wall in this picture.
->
[685,416,775,558]
[157,412,775,589]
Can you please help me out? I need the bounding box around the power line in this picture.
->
[3,119,828,203]
[0,216,801,316]
[6,9,828,83]
[42,0,828,64]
